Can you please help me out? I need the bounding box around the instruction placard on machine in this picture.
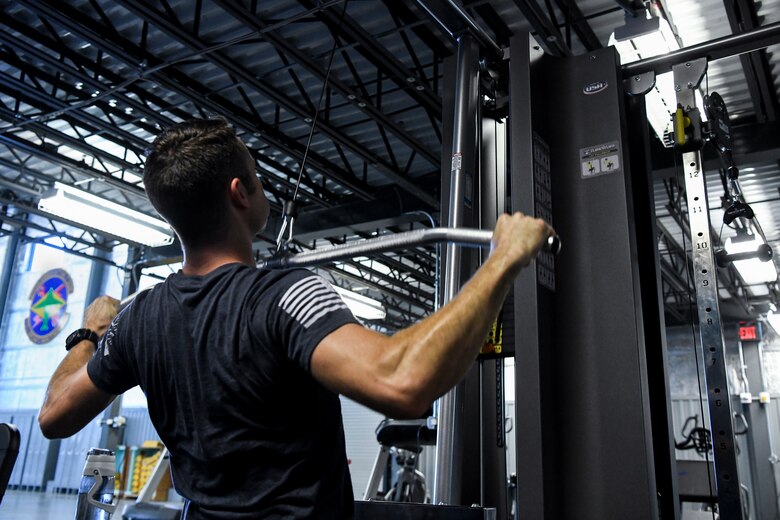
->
[580,141,621,178]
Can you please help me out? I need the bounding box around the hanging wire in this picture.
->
[275,0,350,254]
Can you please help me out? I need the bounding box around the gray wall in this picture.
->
[665,324,780,518]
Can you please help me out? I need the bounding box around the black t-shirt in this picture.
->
[87,264,359,519]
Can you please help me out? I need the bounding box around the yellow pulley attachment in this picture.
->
[674,107,691,147]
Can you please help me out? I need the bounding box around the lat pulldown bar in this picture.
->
[120,228,560,308]
[259,227,561,269]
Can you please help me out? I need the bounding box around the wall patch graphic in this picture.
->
[25,268,74,344]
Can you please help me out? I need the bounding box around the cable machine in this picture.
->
[403,5,780,520]
[109,11,780,520]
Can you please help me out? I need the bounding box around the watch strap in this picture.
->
[65,328,99,351]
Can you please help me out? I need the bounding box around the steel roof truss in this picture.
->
[116,0,437,208]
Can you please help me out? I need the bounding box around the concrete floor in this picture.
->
[0,489,141,519]
[1,489,82,519]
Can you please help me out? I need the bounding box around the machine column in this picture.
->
[433,33,480,506]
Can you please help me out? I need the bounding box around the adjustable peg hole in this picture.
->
[715,388,721,394]
[723,473,730,481]
[702,269,708,274]
[719,430,725,436]
[690,162,696,167]
[698,232,703,237]
[694,197,699,201]
[706,307,712,312]
[710,347,716,352]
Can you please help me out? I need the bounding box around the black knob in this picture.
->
[545,235,562,255]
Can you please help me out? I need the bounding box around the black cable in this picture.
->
[275,0,349,254]
[291,0,349,204]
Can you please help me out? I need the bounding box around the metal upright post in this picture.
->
[98,248,141,451]
[675,58,744,518]
[0,229,21,326]
[433,33,479,506]
[479,112,508,517]
[84,249,108,306]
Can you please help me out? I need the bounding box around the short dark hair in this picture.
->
[143,118,256,244]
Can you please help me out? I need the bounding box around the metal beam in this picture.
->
[0,133,147,200]
[553,0,602,51]
[415,0,504,59]
[622,20,780,77]
[215,0,439,168]
[116,0,439,209]
[298,0,443,119]
[510,0,572,56]
[0,36,164,142]
[0,55,149,154]
[0,14,182,131]
[380,0,454,57]
[16,0,378,204]
[0,99,143,178]
[722,0,779,122]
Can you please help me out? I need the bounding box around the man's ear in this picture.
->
[228,177,250,209]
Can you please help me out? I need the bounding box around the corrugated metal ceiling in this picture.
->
[0,0,778,329]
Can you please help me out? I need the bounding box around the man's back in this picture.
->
[87,264,358,519]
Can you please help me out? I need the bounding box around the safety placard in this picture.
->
[580,141,621,178]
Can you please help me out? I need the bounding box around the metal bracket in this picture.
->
[624,70,656,96]
[672,58,708,108]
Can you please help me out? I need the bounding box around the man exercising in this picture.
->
[39,118,553,519]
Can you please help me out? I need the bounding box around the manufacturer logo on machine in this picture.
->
[583,81,608,95]
[25,268,73,344]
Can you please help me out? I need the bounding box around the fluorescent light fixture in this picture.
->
[610,14,680,61]
[724,233,778,285]
[38,182,174,247]
[609,13,706,145]
[333,285,386,321]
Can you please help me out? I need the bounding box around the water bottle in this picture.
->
[74,448,118,520]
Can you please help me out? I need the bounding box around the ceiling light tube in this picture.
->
[332,285,387,321]
[38,182,174,247]
[724,232,778,285]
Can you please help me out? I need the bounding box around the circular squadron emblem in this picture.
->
[25,268,73,344]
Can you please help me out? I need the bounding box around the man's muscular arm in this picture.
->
[311,212,553,418]
[39,296,119,439]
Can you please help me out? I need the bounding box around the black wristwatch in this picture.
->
[65,328,99,351]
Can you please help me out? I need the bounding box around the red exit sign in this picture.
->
[739,324,759,341]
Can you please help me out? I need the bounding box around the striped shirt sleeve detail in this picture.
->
[278,275,349,329]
